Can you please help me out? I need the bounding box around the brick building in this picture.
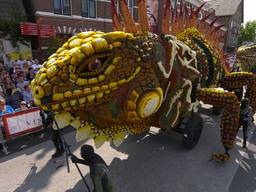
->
[25,0,140,37]
[22,0,139,58]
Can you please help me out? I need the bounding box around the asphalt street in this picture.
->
[0,106,255,192]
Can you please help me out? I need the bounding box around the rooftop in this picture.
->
[187,0,243,16]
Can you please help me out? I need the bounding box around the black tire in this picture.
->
[183,113,203,149]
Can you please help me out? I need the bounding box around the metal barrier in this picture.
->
[0,107,43,155]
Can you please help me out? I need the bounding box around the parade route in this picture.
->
[0,107,256,192]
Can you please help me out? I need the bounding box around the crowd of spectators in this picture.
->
[0,57,42,112]
[0,57,44,154]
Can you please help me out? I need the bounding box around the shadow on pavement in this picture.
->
[10,130,85,192]
[0,126,74,163]
[229,130,256,192]
[65,174,93,192]
[13,161,54,192]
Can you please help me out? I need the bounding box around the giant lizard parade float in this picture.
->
[31,0,256,161]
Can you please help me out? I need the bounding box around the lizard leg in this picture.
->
[197,88,240,162]
[222,72,256,112]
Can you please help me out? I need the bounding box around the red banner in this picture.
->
[20,22,55,38]
[20,22,39,36]
[38,24,55,38]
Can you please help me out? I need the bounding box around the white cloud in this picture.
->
[244,0,256,23]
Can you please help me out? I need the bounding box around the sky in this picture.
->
[244,0,256,23]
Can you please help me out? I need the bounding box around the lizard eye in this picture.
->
[77,54,110,78]
[88,59,101,72]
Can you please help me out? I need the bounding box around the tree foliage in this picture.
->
[0,7,29,47]
[238,20,256,45]
[46,37,67,57]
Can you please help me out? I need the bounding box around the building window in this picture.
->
[114,0,134,16]
[128,0,133,15]
[53,0,62,14]
[53,0,71,15]
[81,0,96,18]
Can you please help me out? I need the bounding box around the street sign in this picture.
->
[20,22,39,36]
[38,24,55,38]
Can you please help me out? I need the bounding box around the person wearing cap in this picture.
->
[71,145,115,192]
[19,101,28,111]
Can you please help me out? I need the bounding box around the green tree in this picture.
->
[46,37,67,57]
[0,7,29,47]
[238,20,256,45]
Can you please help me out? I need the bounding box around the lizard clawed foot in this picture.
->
[211,152,230,162]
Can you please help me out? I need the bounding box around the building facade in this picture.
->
[23,0,139,59]
[27,0,139,36]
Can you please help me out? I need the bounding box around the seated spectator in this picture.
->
[5,81,16,91]
[23,85,33,103]
[6,88,23,109]
[16,75,29,92]
[0,97,14,116]
[19,101,28,111]
[26,67,35,81]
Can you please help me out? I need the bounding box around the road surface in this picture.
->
[0,106,255,192]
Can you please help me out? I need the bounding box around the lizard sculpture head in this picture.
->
[31,31,170,147]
